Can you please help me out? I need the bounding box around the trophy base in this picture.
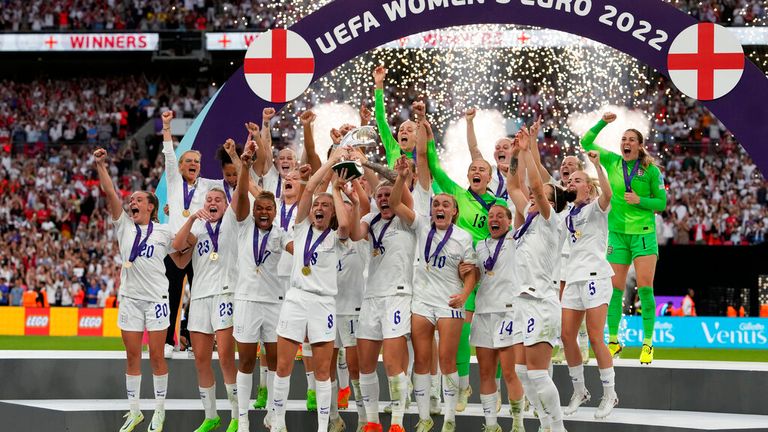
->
[332,160,364,180]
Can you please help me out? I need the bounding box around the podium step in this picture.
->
[2,399,767,432]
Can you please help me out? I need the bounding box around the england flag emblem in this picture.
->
[667,22,744,101]
[243,29,315,103]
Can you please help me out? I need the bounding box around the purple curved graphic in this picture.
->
[193,0,768,177]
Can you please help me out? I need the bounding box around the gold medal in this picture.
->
[124,261,133,269]
[210,252,219,261]
[302,266,311,276]
[182,209,190,217]
[255,267,261,274]
[575,230,582,239]
[372,249,380,257]
[487,270,494,276]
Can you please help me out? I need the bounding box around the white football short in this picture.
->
[118,296,170,332]
[233,299,281,344]
[276,288,336,344]
[561,278,612,311]
[188,293,235,334]
[470,308,521,349]
[412,299,465,326]
[517,294,561,347]
[356,295,411,341]
[335,314,359,348]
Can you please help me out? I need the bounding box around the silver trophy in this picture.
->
[332,125,378,180]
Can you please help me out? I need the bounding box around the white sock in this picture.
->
[510,396,525,424]
[199,385,217,419]
[259,365,269,391]
[351,379,366,424]
[270,375,291,430]
[496,377,501,392]
[516,364,550,428]
[459,374,469,392]
[338,349,350,389]
[360,372,379,423]
[236,372,252,421]
[226,383,237,420]
[481,392,498,426]
[569,364,587,394]
[266,370,276,412]
[442,372,459,422]
[153,374,168,411]
[330,379,340,420]
[430,373,441,399]
[388,372,407,425]
[529,369,565,431]
[126,374,141,415]
[316,379,332,431]
[306,371,316,391]
[413,372,431,421]
[407,340,415,377]
[599,367,617,398]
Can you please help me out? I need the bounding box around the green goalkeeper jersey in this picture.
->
[581,120,667,235]
[425,139,507,246]
[375,88,415,168]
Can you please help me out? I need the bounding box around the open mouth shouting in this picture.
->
[435,211,446,221]
[130,206,139,216]
[497,154,506,163]
[208,206,218,215]
[314,211,325,222]
[623,144,632,155]
[472,174,481,185]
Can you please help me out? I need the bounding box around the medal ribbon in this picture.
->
[424,223,454,264]
[368,213,394,254]
[253,227,271,266]
[483,233,507,272]
[513,211,538,240]
[303,226,332,269]
[182,181,195,213]
[622,160,640,192]
[205,221,221,253]
[128,222,154,263]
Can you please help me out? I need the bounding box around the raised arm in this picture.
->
[296,147,345,225]
[235,140,258,222]
[505,141,528,218]
[254,107,275,176]
[580,112,616,161]
[390,156,417,226]
[465,107,483,161]
[93,148,123,221]
[521,134,550,220]
[362,160,397,183]
[349,178,369,242]
[299,110,322,173]
[161,111,179,183]
[373,66,401,168]
[528,117,552,184]
[222,138,242,175]
[360,102,372,127]
[172,209,209,254]
[332,172,353,240]
[587,151,612,212]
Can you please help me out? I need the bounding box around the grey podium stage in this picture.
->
[1,350,767,432]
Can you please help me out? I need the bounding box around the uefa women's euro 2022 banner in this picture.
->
[615,317,768,349]
[154,0,768,191]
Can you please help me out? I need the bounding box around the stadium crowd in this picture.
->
[0,0,763,32]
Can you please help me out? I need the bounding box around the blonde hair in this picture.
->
[179,150,202,166]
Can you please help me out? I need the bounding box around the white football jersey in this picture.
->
[411,215,477,308]
[276,199,299,278]
[476,230,520,313]
[336,240,367,315]
[361,213,416,298]
[235,218,291,303]
[564,200,615,283]
[488,165,509,200]
[219,209,239,296]
[413,183,432,217]
[514,206,560,299]
[290,219,345,297]
[250,164,282,199]
[189,217,230,300]
[113,213,174,302]
[163,141,222,234]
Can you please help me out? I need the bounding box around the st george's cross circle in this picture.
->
[243,28,315,103]
[667,22,745,101]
